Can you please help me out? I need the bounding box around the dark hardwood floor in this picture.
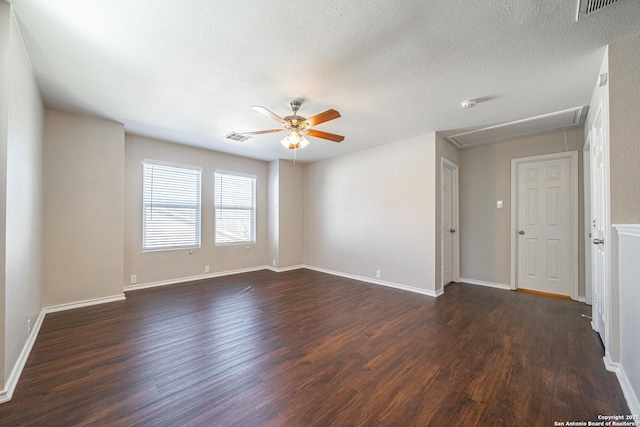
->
[0,269,629,426]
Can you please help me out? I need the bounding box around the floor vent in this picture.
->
[224,132,252,143]
[576,0,620,20]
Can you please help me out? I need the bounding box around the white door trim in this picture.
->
[583,132,592,305]
[510,151,579,300]
[441,157,460,286]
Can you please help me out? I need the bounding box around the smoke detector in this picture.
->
[461,99,477,109]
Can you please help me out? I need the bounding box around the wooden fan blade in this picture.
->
[302,109,341,127]
[304,129,345,142]
[240,129,286,136]
[251,106,286,125]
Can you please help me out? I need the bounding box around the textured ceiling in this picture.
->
[8,0,640,162]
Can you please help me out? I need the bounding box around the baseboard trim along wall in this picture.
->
[460,278,512,291]
[0,293,125,404]
[304,265,443,298]
[603,354,640,417]
[123,266,267,292]
[266,265,305,273]
[0,309,46,404]
[44,294,126,314]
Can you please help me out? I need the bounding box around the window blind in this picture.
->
[214,171,256,244]
[143,162,201,251]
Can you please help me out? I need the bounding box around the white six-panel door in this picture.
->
[441,158,459,287]
[516,155,574,296]
[590,103,607,344]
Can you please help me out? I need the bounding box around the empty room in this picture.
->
[1,0,640,425]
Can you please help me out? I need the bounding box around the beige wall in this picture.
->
[277,160,304,268]
[459,127,585,293]
[43,109,124,306]
[124,134,268,285]
[3,5,43,386]
[266,159,305,269]
[609,36,640,224]
[601,33,640,371]
[304,133,438,293]
[267,160,279,267]
[0,0,10,388]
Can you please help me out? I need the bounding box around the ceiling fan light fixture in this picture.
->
[281,129,310,150]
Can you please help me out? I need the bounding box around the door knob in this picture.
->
[450,229,456,233]
[518,230,525,235]
[593,238,604,245]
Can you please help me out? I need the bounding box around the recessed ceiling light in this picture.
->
[461,99,477,109]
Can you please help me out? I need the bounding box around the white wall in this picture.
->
[458,128,585,291]
[4,5,43,388]
[124,134,268,285]
[43,108,124,306]
[304,133,438,294]
[614,227,640,415]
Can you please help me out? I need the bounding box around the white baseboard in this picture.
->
[0,309,46,404]
[1,292,125,403]
[304,265,442,298]
[460,278,511,291]
[124,266,267,292]
[266,264,305,273]
[0,293,126,404]
[577,296,587,303]
[44,294,126,314]
[602,354,640,418]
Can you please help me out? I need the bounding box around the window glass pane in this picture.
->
[214,172,256,244]
[143,163,201,251]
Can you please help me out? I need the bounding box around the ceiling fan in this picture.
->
[240,100,344,150]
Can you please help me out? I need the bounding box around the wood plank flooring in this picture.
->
[0,269,629,426]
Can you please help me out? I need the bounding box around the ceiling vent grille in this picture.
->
[576,0,620,20]
[224,132,252,143]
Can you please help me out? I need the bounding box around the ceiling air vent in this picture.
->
[576,0,620,20]
[224,132,252,143]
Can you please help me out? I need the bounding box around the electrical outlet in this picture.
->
[272,259,276,266]
[376,270,381,279]
[130,275,137,284]
[27,318,32,336]
[205,265,210,273]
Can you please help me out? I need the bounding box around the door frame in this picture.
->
[589,98,612,356]
[583,132,592,305]
[441,157,460,286]
[509,151,579,300]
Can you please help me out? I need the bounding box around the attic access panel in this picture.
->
[446,106,588,149]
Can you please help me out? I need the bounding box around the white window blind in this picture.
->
[143,162,201,251]
[214,171,256,244]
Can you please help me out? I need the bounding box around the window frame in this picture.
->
[214,170,257,246]
[142,159,202,252]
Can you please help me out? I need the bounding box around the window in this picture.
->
[143,161,201,251]
[214,171,256,244]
